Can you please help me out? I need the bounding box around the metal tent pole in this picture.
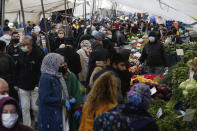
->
[40,0,51,52]
[84,0,86,21]
[1,0,5,28]
[72,0,77,17]
[91,0,95,27]
[83,2,85,19]
[19,0,27,34]
[64,0,68,23]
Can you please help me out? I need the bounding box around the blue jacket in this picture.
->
[38,73,63,131]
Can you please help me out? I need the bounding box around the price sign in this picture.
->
[151,87,157,96]
[176,49,184,56]
[183,109,196,122]
[157,108,163,118]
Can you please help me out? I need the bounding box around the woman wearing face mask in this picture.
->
[0,97,34,131]
[139,31,168,74]
[51,29,65,52]
[38,53,70,131]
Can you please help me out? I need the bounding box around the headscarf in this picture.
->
[80,40,91,52]
[127,83,151,111]
[0,97,21,131]
[41,53,69,100]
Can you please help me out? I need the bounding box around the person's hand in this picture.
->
[34,87,39,92]
[69,98,76,104]
[73,111,81,120]
[65,101,71,111]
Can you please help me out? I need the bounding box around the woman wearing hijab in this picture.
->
[79,72,119,131]
[94,83,158,131]
[38,53,70,131]
[77,40,92,84]
[0,97,34,131]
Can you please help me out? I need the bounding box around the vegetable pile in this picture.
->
[149,42,197,131]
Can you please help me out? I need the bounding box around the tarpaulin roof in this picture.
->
[4,0,197,24]
[5,0,81,23]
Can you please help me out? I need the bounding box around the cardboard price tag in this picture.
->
[157,108,163,118]
[176,49,184,56]
[183,109,196,122]
[151,87,157,96]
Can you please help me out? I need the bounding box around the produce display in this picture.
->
[127,33,197,131]
[164,42,197,55]
[179,79,197,97]
[131,75,158,85]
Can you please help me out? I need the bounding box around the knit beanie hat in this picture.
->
[148,31,157,37]
[127,83,151,111]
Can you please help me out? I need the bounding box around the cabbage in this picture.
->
[183,90,188,97]
[179,81,188,89]
[186,79,197,90]
[186,83,195,90]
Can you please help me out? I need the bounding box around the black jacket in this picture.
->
[140,41,168,67]
[55,46,82,76]
[86,47,107,86]
[7,44,22,86]
[48,31,58,50]
[18,47,44,90]
[51,37,65,52]
[0,53,15,86]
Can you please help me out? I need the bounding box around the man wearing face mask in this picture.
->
[140,31,168,74]
[7,32,22,101]
[0,78,9,99]
[0,97,34,131]
[18,35,44,127]
[7,32,21,71]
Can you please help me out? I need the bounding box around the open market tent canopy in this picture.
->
[4,0,82,23]
[84,0,197,24]
[114,0,197,24]
[4,0,197,24]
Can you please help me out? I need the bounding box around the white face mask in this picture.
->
[21,46,29,53]
[107,35,112,39]
[0,94,9,99]
[58,34,64,39]
[149,36,156,43]
[2,113,19,129]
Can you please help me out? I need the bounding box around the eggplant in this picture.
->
[159,93,164,99]
[133,79,139,84]
[145,82,151,86]
[166,93,172,100]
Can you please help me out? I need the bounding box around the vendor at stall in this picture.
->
[139,31,168,74]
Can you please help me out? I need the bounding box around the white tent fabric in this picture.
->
[5,0,80,23]
[114,0,196,24]
[4,0,197,24]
